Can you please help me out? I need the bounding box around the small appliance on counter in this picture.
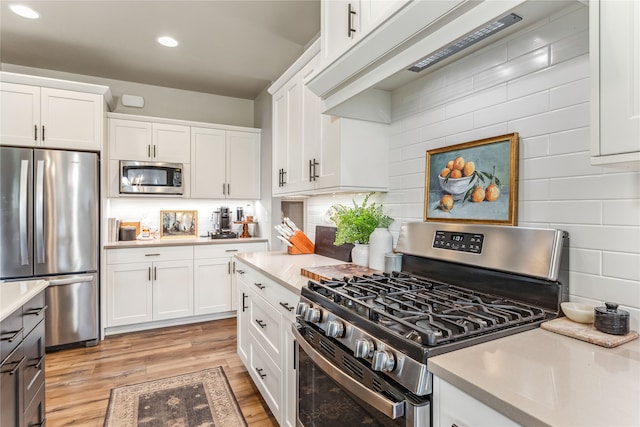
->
[211,207,237,239]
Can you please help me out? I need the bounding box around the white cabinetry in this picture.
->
[108,118,190,163]
[590,0,640,170]
[432,375,519,427]
[1,82,103,151]
[236,260,298,427]
[193,242,267,315]
[191,127,261,199]
[271,42,389,196]
[105,246,193,327]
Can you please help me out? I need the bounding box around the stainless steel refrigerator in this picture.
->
[1,146,99,349]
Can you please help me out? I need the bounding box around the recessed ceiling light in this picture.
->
[157,36,178,48]
[9,4,39,19]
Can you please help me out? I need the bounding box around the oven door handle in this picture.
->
[293,326,405,419]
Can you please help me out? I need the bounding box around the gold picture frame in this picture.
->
[424,133,519,225]
[160,210,198,238]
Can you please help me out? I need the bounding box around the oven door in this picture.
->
[293,324,430,427]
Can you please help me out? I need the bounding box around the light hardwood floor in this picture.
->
[45,318,278,426]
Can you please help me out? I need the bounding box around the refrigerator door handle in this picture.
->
[47,275,95,286]
[35,159,45,264]
[19,159,30,265]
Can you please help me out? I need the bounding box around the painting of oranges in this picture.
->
[424,133,519,226]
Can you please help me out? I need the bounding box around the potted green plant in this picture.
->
[329,193,393,267]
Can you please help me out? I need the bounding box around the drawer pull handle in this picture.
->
[255,319,267,329]
[255,367,267,379]
[279,302,294,312]
[225,249,239,252]
[30,354,46,370]
[2,356,25,375]
[145,253,161,257]
[242,293,248,312]
[237,269,245,274]
[254,282,266,290]
[1,327,24,343]
[24,305,48,316]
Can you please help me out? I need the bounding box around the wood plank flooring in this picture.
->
[45,318,278,426]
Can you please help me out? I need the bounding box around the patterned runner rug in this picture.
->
[104,367,247,427]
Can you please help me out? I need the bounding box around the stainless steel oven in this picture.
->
[293,222,569,427]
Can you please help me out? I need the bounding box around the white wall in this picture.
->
[305,4,640,329]
[1,63,255,127]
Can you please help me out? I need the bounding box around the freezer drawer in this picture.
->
[45,273,98,349]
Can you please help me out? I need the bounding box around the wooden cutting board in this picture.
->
[301,264,383,282]
[541,317,639,348]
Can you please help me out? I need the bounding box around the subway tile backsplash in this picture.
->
[305,3,640,329]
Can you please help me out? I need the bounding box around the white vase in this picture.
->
[351,243,370,267]
[368,227,393,271]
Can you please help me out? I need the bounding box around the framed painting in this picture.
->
[160,210,198,238]
[424,133,519,225]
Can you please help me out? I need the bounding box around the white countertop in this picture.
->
[0,279,49,322]
[428,327,640,426]
[104,236,268,249]
[235,251,346,294]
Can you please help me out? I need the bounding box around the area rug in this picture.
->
[104,367,247,427]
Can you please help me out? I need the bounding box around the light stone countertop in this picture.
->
[235,251,346,294]
[104,236,268,249]
[235,250,640,426]
[0,279,48,322]
[428,327,640,426]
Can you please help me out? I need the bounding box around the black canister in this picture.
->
[594,302,630,335]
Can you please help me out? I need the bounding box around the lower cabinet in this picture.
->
[0,290,47,427]
[432,375,520,427]
[236,260,297,427]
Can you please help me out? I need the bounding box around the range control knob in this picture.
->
[354,338,375,359]
[371,350,395,372]
[296,302,311,317]
[304,307,322,323]
[325,320,345,338]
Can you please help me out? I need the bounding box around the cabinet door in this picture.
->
[190,127,226,198]
[360,0,408,34]
[152,123,190,163]
[106,263,153,326]
[282,326,296,427]
[0,345,24,427]
[272,79,303,195]
[193,257,232,315]
[152,259,194,321]
[322,0,360,63]
[41,88,102,151]
[598,0,640,156]
[227,131,260,199]
[0,82,40,147]
[22,320,45,412]
[300,54,322,191]
[272,86,289,195]
[108,119,153,160]
[236,278,251,364]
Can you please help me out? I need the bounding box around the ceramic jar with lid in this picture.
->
[594,302,630,335]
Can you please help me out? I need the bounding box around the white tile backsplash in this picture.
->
[304,3,640,329]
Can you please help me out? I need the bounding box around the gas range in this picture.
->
[294,222,569,400]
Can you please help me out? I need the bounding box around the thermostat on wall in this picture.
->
[121,94,145,108]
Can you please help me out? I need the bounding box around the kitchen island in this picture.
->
[236,250,640,427]
[0,279,48,321]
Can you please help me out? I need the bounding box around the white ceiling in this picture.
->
[0,0,320,99]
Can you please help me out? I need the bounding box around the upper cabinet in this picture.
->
[270,41,389,197]
[1,82,103,151]
[191,127,260,199]
[108,118,190,163]
[590,0,640,170]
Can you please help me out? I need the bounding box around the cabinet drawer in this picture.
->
[249,339,282,419]
[194,242,266,259]
[107,246,193,264]
[1,309,23,363]
[23,319,45,411]
[249,294,282,358]
[22,291,46,336]
[23,381,46,427]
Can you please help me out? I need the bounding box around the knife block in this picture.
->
[287,230,315,255]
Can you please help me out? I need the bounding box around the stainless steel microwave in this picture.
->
[120,160,183,195]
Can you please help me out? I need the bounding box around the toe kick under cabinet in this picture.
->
[235,260,298,427]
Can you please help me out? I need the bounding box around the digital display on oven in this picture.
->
[433,230,484,253]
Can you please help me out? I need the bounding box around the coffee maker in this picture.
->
[212,207,237,239]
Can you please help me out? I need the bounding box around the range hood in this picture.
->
[306,0,579,123]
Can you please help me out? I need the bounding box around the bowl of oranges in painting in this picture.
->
[437,157,478,200]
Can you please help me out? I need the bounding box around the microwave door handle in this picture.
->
[292,326,405,419]
[35,159,45,264]
[19,160,30,265]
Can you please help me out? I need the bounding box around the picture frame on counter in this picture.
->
[424,133,519,226]
[160,210,198,238]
